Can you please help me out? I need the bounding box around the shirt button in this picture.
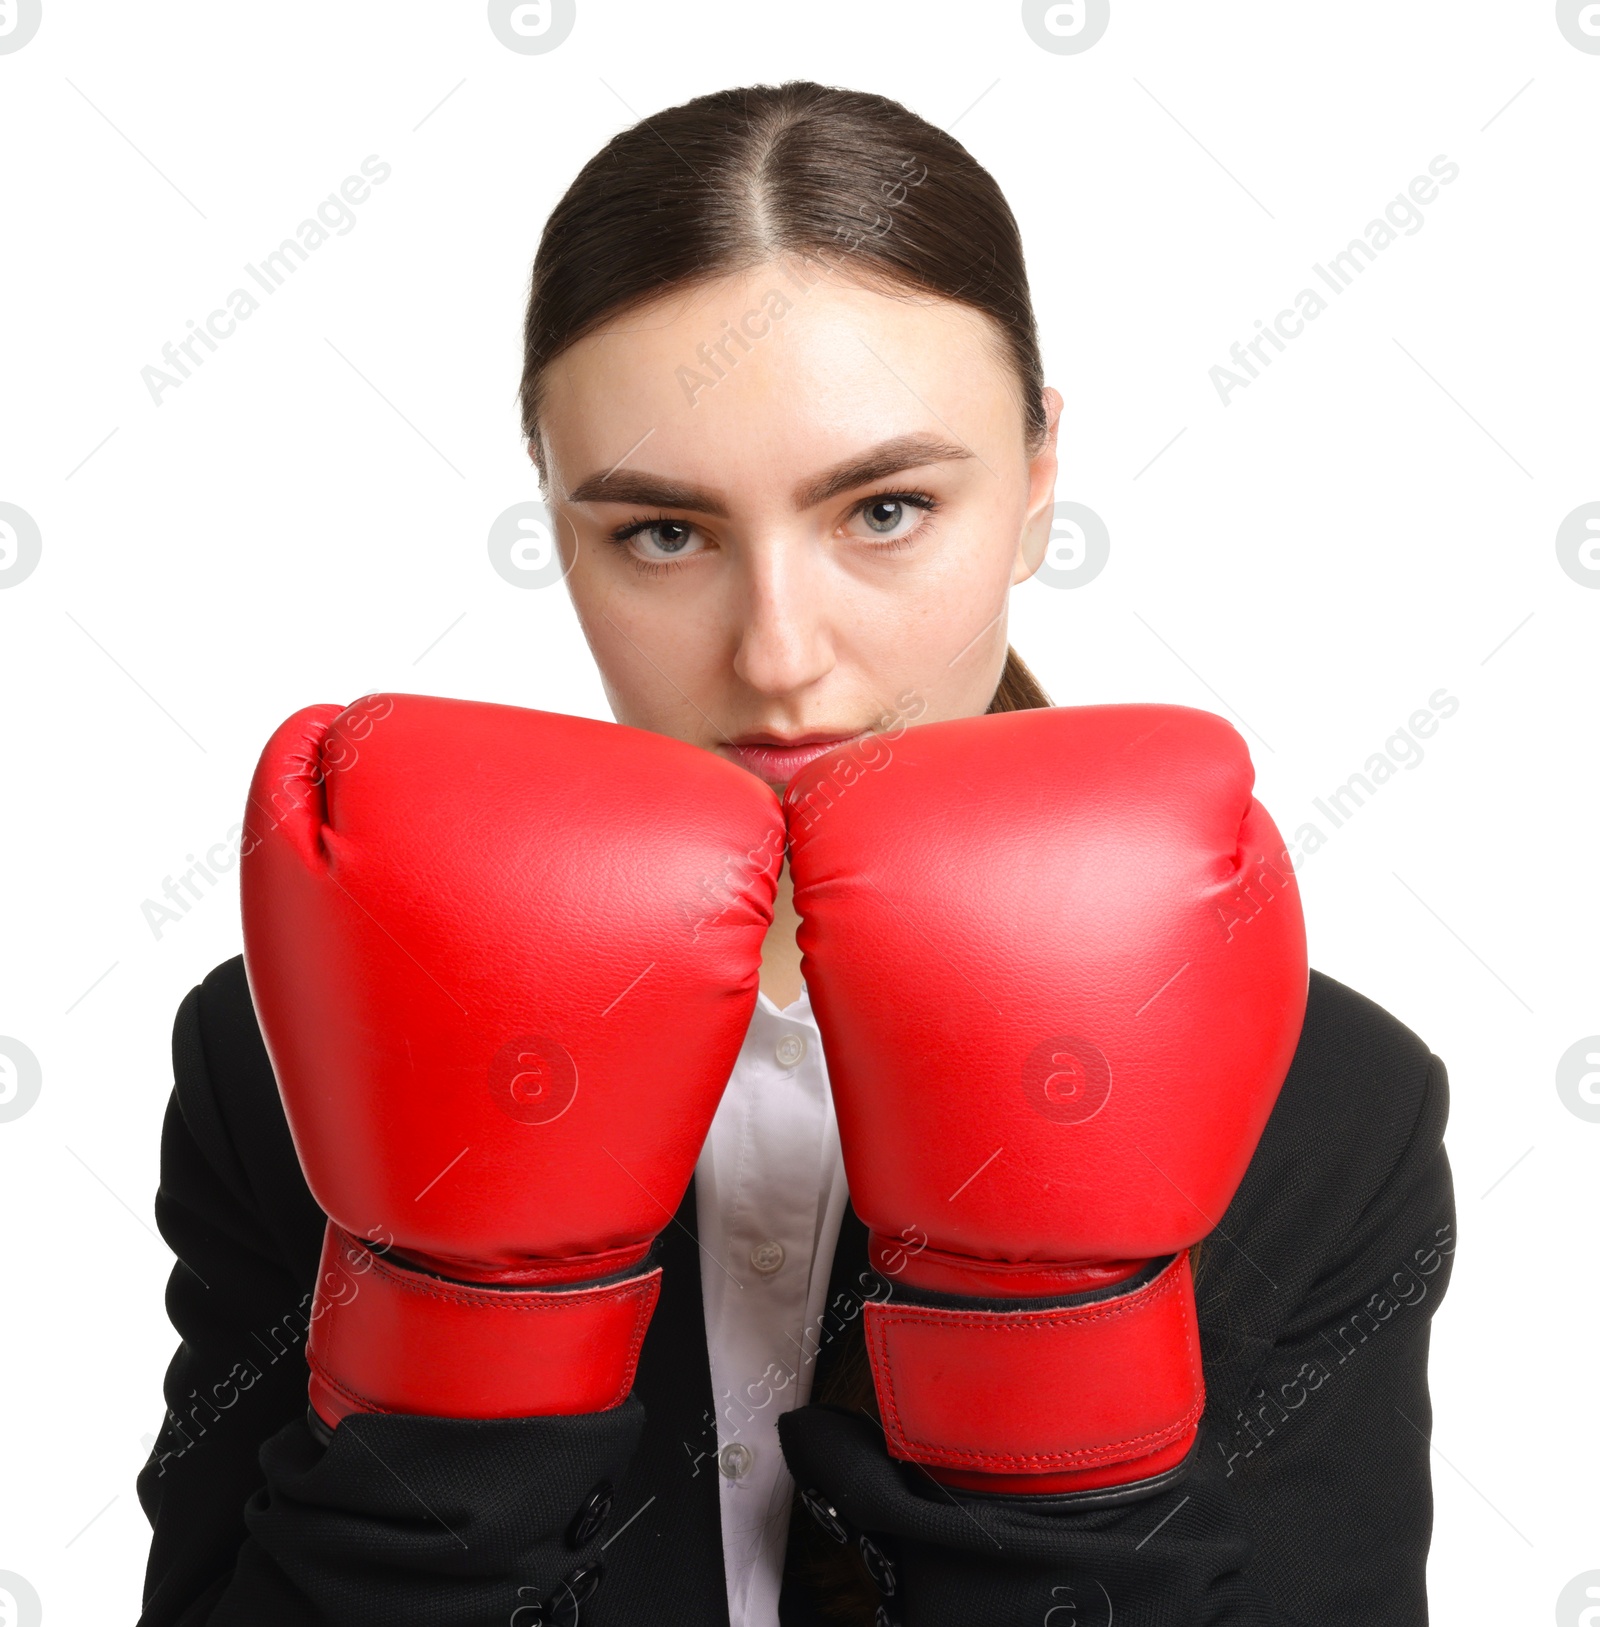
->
[775,1032,807,1067]
[548,1561,603,1626]
[718,1442,754,1480]
[749,1240,786,1275]
[564,1478,613,1548]
[800,1486,851,1545]
[859,1533,898,1597]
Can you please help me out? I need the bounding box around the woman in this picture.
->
[135,82,1454,1626]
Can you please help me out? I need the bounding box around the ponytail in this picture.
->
[985,646,1053,713]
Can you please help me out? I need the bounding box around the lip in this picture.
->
[719,731,866,785]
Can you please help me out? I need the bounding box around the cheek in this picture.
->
[566,574,731,729]
[839,516,1019,704]
[858,512,1015,634]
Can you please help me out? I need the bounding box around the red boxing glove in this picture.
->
[241,693,783,1433]
[785,704,1308,1499]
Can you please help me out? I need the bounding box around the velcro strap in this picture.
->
[863,1252,1203,1475]
[306,1223,661,1425]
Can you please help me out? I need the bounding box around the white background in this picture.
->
[1,2,1596,1620]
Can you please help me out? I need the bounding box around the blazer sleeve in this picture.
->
[135,960,650,1627]
[777,973,1457,1627]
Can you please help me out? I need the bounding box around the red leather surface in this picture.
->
[306,1227,662,1425]
[864,1253,1203,1480]
[786,703,1308,1266]
[785,703,1308,1484]
[241,693,783,1417]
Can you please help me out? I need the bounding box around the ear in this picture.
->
[1012,386,1064,586]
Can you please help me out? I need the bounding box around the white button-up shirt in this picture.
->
[694,982,850,1627]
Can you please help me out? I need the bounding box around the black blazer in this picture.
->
[136,957,1454,1626]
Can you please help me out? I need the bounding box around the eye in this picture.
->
[607,516,707,576]
[847,490,939,550]
[628,519,699,559]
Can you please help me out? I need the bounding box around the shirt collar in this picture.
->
[753,981,814,1024]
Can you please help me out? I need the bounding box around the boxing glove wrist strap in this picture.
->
[862,1251,1204,1498]
[305,1223,661,1433]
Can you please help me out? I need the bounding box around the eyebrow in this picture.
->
[564,432,975,515]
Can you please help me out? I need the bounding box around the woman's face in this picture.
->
[536,259,1062,791]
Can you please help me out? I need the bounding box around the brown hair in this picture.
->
[518,80,1047,462]
[516,79,1056,719]
[987,645,1053,712]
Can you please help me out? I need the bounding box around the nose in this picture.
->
[731,534,837,700]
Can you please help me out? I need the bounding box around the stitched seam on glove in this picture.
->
[864,1266,1205,1469]
[870,1255,1185,1333]
[310,1270,662,1416]
[354,1249,662,1312]
[307,1356,396,1418]
[870,1389,1206,1470]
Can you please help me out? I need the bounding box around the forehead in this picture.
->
[538,263,1017,500]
